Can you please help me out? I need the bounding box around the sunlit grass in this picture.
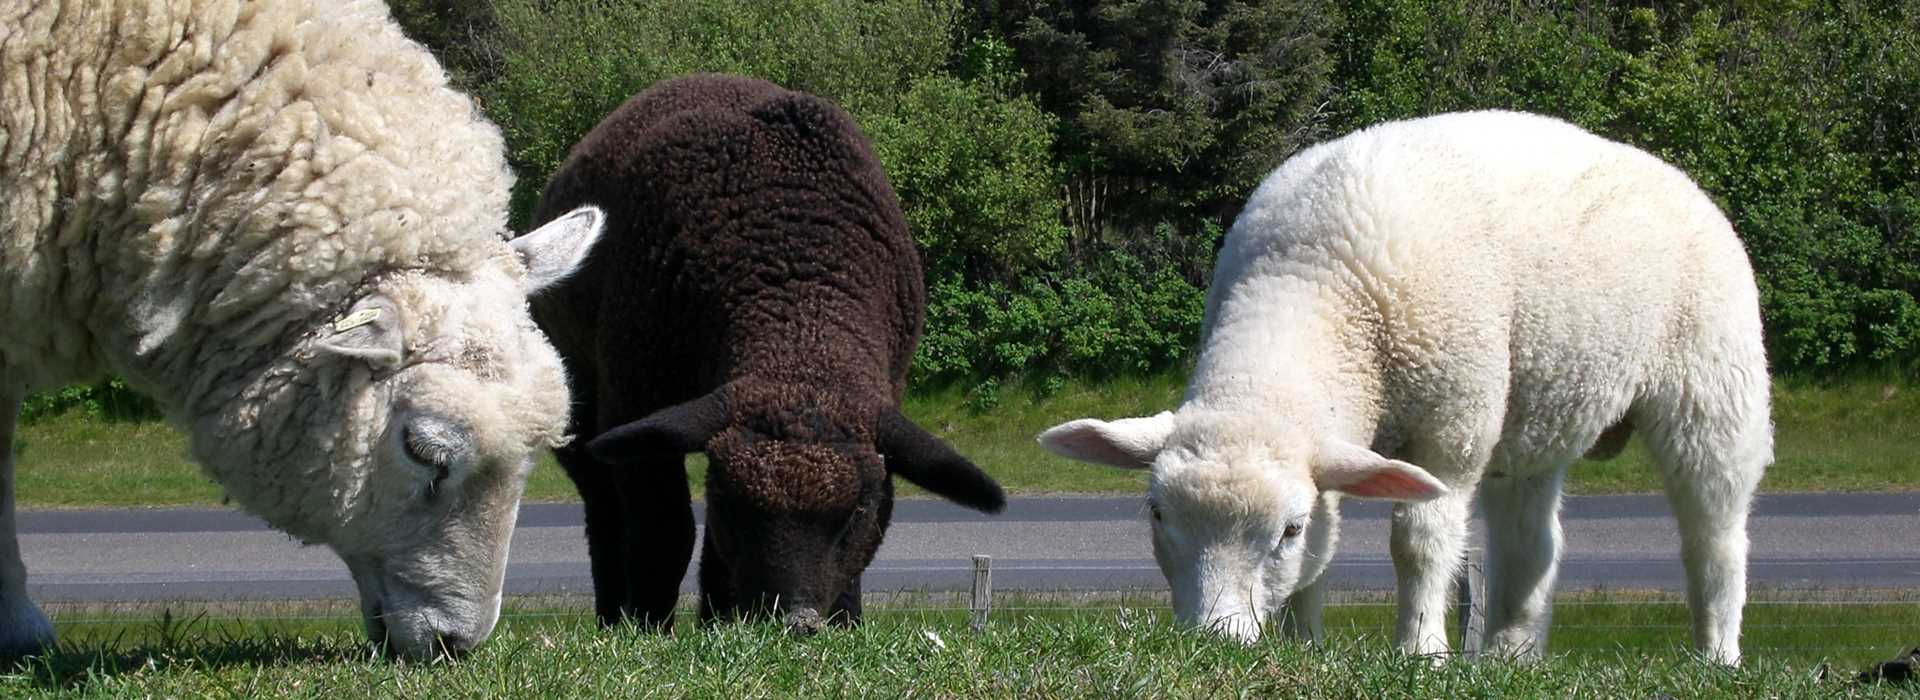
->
[10,373,1915,507]
[8,593,1916,698]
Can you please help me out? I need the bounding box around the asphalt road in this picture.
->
[17,493,1919,602]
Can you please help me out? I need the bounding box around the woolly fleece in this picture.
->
[1040,111,1771,663]
[534,74,1004,630]
[0,0,601,658]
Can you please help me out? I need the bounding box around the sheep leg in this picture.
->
[616,455,695,630]
[1662,476,1754,666]
[557,444,633,628]
[827,573,862,626]
[1278,579,1325,643]
[695,535,737,624]
[1389,489,1471,658]
[1477,465,1568,660]
[0,380,54,655]
[1645,405,1767,665]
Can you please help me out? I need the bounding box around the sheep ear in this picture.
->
[878,411,1006,514]
[1035,412,1175,469]
[512,205,606,293]
[316,295,404,369]
[1312,439,1448,502]
[587,389,729,462]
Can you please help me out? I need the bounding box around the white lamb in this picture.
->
[1039,110,1771,664]
[0,1,603,658]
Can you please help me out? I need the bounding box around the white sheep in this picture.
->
[1039,110,1771,664]
[0,0,604,658]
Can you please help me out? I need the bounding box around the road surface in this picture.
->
[18,493,1918,602]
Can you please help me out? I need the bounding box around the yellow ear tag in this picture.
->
[333,308,383,334]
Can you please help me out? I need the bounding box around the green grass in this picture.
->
[5,415,607,508]
[9,374,1916,507]
[896,372,1184,496]
[7,595,1917,698]
[10,419,220,507]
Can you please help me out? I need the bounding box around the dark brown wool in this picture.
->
[528,74,1005,631]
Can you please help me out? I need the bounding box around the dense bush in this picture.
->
[917,241,1210,388]
[478,0,959,223]
[473,0,1115,393]
[859,41,1070,283]
[981,0,1340,282]
[23,0,1917,418]
[18,377,160,425]
[387,0,501,86]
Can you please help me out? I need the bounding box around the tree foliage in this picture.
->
[860,41,1070,283]
[981,0,1339,279]
[475,0,960,223]
[351,0,1920,387]
[30,0,1910,417]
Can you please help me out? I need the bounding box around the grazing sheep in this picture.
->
[0,0,605,658]
[1039,111,1771,663]
[532,74,1006,633]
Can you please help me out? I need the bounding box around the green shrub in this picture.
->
[387,0,502,87]
[983,0,1341,251]
[18,377,161,425]
[916,239,1208,385]
[859,40,1070,282]
[397,0,1917,383]
[479,0,958,224]
[475,2,1180,384]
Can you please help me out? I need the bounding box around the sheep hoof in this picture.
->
[0,597,55,657]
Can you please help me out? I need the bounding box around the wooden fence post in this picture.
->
[1456,546,1486,656]
[970,555,993,632]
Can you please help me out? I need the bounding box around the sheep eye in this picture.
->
[1282,522,1303,539]
[1148,503,1162,522]
[403,425,452,491]
[836,505,867,543]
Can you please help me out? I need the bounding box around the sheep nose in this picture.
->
[1204,613,1263,645]
[785,608,824,636]
[433,630,479,660]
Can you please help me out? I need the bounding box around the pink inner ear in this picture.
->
[1063,433,1144,467]
[1042,425,1150,469]
[1339,469,1441,500]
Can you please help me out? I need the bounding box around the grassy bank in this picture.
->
[7,595,1917,698]
[9,374,1916,507]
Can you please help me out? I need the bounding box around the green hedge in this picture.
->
[18,378,159,425]
[449,0,1917,387]
[23,0,1916,418]
[468,0,1110,393]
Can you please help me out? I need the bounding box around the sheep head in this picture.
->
[589,377,1004,631]
[187,207,604,659]
[1038,411,1446,643]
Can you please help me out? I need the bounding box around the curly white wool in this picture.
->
[1,0,514,389]
[0,0,605,659]
[1041,110,1771,664]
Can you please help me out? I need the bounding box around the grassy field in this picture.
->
[9,373,1917,507]
[6,595,1917,698]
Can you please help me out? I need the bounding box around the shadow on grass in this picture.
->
[4,611,378,692]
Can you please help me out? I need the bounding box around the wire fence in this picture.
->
[35,554,1920,664]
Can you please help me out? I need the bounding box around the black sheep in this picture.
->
[531,74,1006,632]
